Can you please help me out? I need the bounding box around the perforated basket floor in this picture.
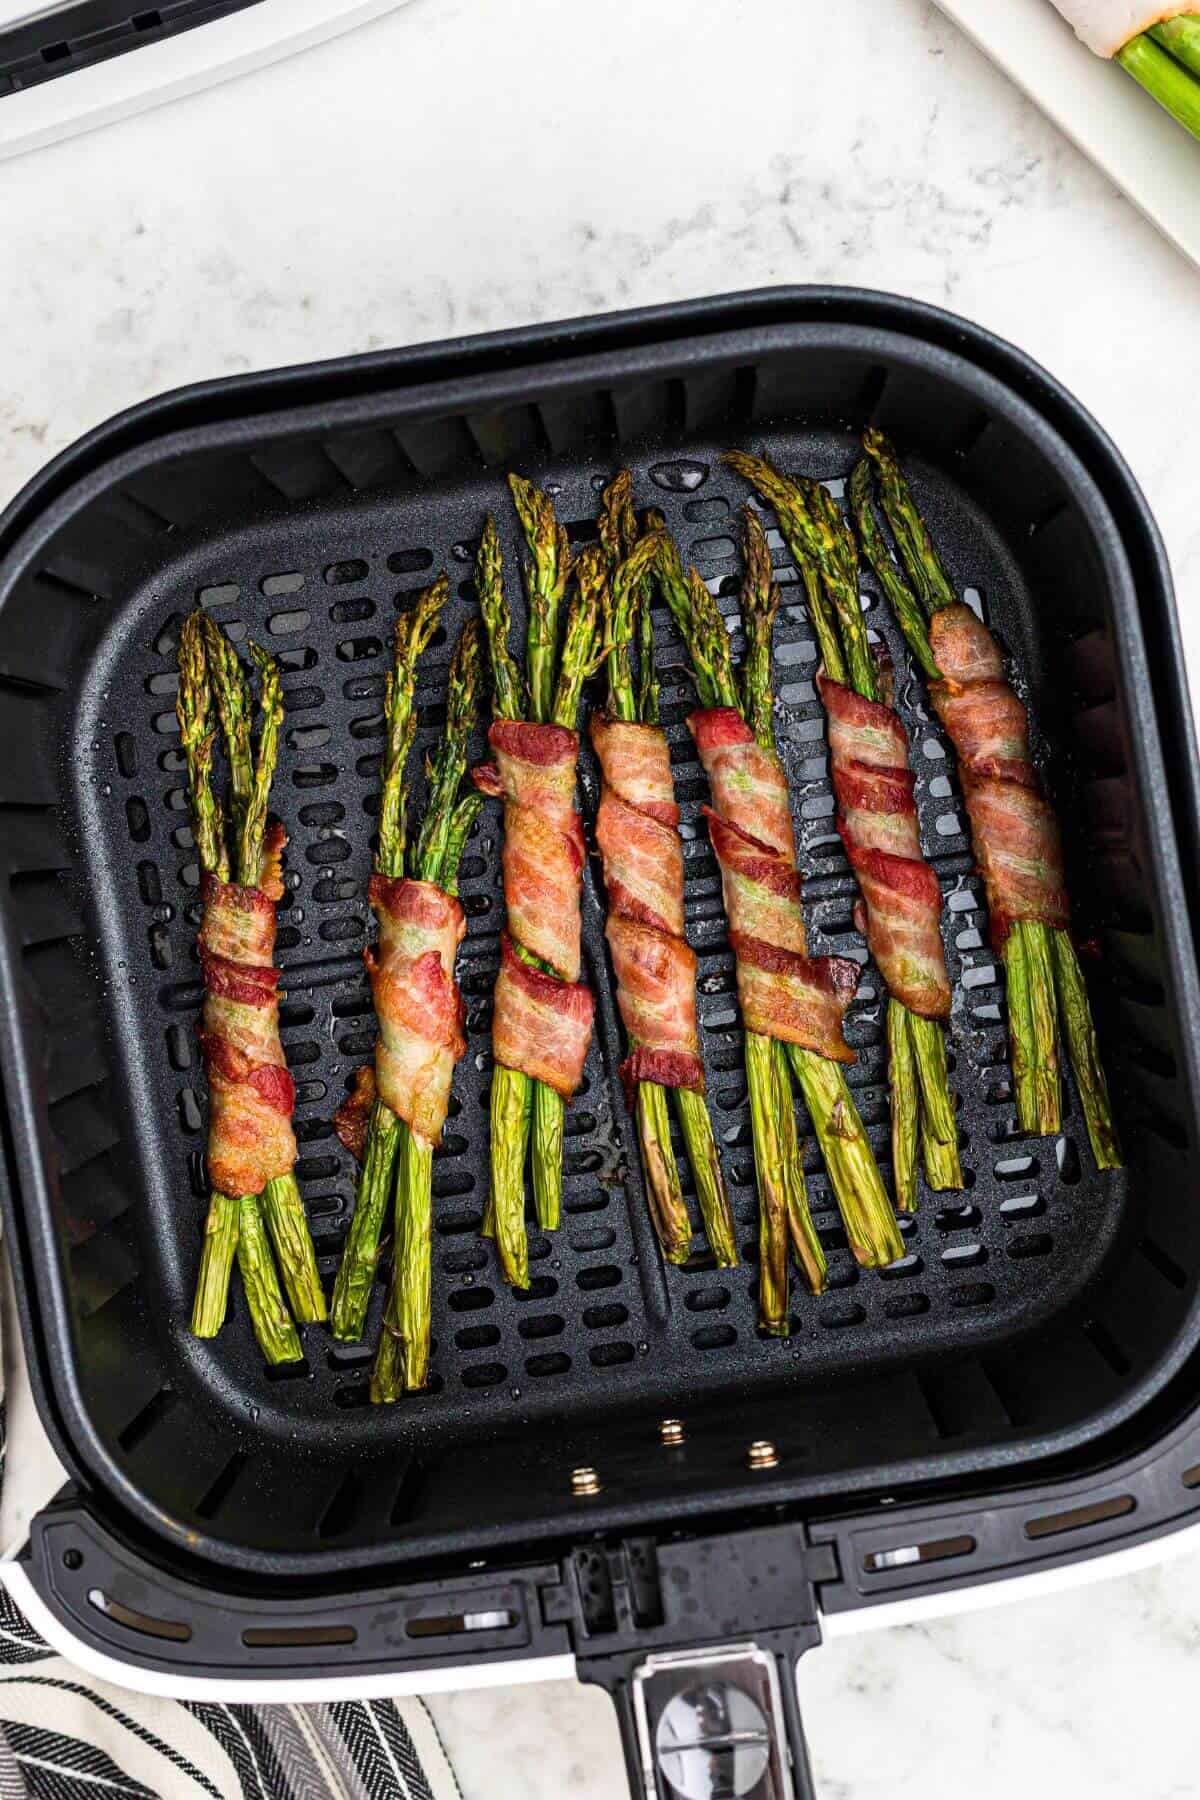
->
[2,294,1195,1574]
[65,434,1129,1443]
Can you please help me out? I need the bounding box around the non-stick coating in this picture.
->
[2,296,1194,1579]
[68,433,1125,1453]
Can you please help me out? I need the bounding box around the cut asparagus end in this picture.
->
[330,1099,403,1341]
[674,1086,738,1269]
[636,1080,693,1266]
[532,1079,565,1232]
[236,1196,302,1364]
[490,1064,532,1288]
[260,1173,327,1324]
[191,1191,240,1337]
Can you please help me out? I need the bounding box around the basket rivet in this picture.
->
[660,1419,685,1446]
[571,1466,601,1496]
[747,1439,779,1471]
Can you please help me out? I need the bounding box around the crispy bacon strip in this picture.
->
[492,935,594,1098]
[590,714,704,1106]
[198,822,297,1198]
[818,673,951,1021]
[362,874,467,1146]
[473,719,594,1096]
[928,604,1070,951]
[333,1065,376,1165]
[689,707,859,1061]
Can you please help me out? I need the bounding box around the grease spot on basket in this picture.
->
[650,459,707,492]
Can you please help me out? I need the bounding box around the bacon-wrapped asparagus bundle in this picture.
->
[725,456,963,1210]
[589,475,736,1267]
[355,619,483,1401]
[330,580,448,1348]
[853,433,1120,1172]
[472,495,603,1289]
[653,530,902,1332]
[178,614,325,1363]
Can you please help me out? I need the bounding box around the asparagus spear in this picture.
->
[513,481,593,1240]
[331,579,449,1342]
[179,614,303,1361]
[243,643,326,1325]
[371,620,485,1402]
[725,454,962,1211]
[178,616,240,1335]
[857,431,1120,1171]
[595,480,737,1270]
[475,515,535,1289]
[509,472,573,727]
[651,533,836,1328]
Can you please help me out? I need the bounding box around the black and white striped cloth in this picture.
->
[0,1584,460,1799]
[0,1581,460,1798]
[0,1288,461,1800]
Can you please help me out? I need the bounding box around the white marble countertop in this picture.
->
[2,1,1199,1796]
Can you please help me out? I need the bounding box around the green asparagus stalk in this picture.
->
[1118,28,1200,141]
[476,515,535,1287]
[509,472,572,727]
[243,643,325,1325]
[652,531,841,1326]
[859,433,956,614]
[849,462,939,680]
[176,614,230,886]
[596,485,737,1271]
[235,1195,302,1364]
[857,431,1120,1171]
[1051,931,1121,1171]
[372,621,485,1401]
[552,552,607,730]
[331,579,449,1342]
[726,460,961,1213]
[178,615,242,1338]
[1008,919,1062,1137]
[887,1001,919,1213]
[639,509,665,727]
[191,1194,240,1337]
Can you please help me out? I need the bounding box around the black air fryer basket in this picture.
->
[1,289,1199,1798]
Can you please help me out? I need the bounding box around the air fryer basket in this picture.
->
[1,293,1199,1717]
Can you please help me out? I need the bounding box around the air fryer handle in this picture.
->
[581,1633,821,1800]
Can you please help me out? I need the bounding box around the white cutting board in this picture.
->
[0,0,414,161]
[932,0,1200,271]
